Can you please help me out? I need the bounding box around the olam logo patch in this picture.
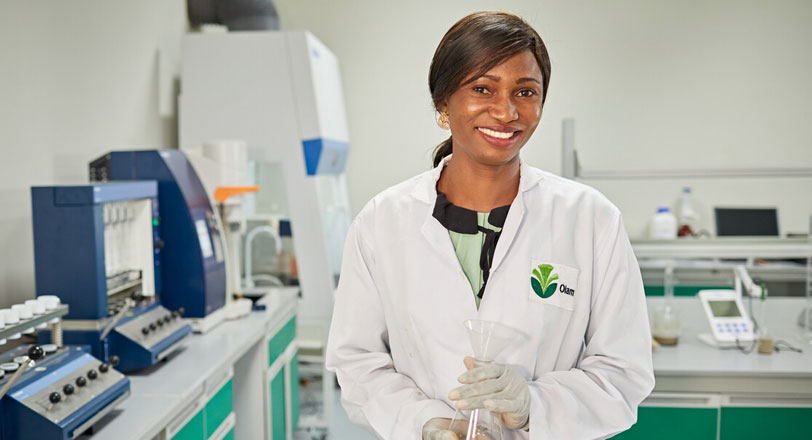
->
[531,264,558,298]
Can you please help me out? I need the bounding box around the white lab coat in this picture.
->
[326,160,654,440]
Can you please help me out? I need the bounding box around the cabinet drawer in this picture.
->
[270,368,287,439]
[206,379,234,439]
[171,409,205,440]
[720,407,812,440]
[290,352,300,431]
[613,407,718,440]
[268,317,296,366]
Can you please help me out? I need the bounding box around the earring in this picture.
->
[437,112,450,130]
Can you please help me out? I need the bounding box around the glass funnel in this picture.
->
[451,319,523,440]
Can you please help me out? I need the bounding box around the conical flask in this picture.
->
[451,319,523,440]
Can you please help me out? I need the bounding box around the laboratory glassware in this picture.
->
[450,319,523,440]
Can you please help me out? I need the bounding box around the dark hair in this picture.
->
[429,12,552,167]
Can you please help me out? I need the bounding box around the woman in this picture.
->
[326,11,654,440]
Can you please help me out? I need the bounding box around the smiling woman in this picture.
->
[326,11,654,440]
[430,12,551,169]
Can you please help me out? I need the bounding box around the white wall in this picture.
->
[0,1,188,307]
[275,0,812,237]
[1,1,810,308]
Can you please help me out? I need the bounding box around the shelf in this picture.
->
[631,238,812,260]
[0,305,68,340]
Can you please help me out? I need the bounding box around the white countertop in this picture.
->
[648,296,811,377]
[83,293,298,440]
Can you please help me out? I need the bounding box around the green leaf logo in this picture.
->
[531,264,559,299]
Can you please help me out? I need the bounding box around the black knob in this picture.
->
[99,363,110,373]
[172,311,180,319]
[131,291,144,302]
[87,369,98,380]
[154,240,165,249]
[63,384,74,395]
[156,319,164,327]
[149,323,157,331]
[177,307,185,316]
[164,315,171,324]
[142,326,150,335]
[109,355,120,367]
[49,392,61,404]
[27,346,45,361]
[76,376,87,387]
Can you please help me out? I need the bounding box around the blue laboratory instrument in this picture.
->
[89,150,228,332]
[31,181,192,372]
[0,302,130,440]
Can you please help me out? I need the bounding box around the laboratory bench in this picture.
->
[615,296,812,440]
[80,292,300,440]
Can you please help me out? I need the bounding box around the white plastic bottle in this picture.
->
[650,207,678,239]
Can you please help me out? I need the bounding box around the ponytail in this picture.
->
[432,136,453,167]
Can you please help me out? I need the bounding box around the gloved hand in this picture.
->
[422,417,469,440]
[448,357,531,430]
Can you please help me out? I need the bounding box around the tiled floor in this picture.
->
[326,389,375,439]
[295,385,375,440]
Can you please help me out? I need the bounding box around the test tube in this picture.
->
[25,300,47,329]
[1,309,21,339]
[11,305,34,334]
[104,203,112,279]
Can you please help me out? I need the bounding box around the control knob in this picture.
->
[87,369,98,380]
[49,392,61,404]
[63,384,74,395]
[76,376,87,387]
[99,363,110,373]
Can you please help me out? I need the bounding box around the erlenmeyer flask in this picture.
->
[451,319,523,440]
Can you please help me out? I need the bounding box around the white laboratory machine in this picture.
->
[179,31,351,434]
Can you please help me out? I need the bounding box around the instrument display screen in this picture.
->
[708,300,742,317]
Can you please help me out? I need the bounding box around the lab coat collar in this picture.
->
[409,156,543,203]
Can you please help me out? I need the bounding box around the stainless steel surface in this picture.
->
[20,357,127,424]
[114,306,188,350]
[61,320,106,331]
[0,305,69,340]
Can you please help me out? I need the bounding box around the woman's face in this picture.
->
[442,50,544,168]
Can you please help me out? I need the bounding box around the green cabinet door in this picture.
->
[270,368,287,440]
[268,318,296,366]
[290,353,300,431]
[720,407,812,440]
[206,379,234,438]
[612,407,718,440]
[171,409,205,440]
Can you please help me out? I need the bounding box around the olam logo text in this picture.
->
[531,264,575,299]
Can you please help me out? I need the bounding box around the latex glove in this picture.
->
[448,357,531,430]
[422,417,469,440]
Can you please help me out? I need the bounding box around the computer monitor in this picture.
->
[714,208,779,237]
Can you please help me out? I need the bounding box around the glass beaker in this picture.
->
[652,305,680,345]
[450,319,523,440]
[652,263,680,345]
